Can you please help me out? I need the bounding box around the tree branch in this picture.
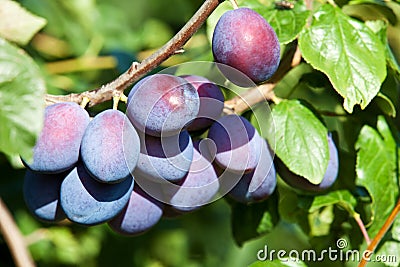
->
[44,0,302,115]
[0,198,35,267]
[45,0,222,107]
[44,0,304,117]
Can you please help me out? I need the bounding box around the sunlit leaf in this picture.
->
[309,190,357,214]
[299,4,386,112]
[0,38,45,162]
[266,100,328,184]
[355,116,398,237]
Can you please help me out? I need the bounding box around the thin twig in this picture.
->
[44,0,221,107]
[358,198,400,267]
[0,198,35,267]
[353,213,371,245]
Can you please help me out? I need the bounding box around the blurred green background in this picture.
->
[0,1,309,266]
[3,0,398,266]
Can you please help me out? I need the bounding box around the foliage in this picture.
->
[0,0,400,266]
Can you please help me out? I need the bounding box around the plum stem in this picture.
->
[270,93,282,104]
[112,95,120,110]
[44,0,221,107]
[120,94,128,104]
[80,96,90,108]
[229,0,239,9]
[112,92,128,110]
[174,49,186,54]
[353,213,371,245]
[0,198,36,267]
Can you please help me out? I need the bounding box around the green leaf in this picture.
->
[343,3,397,25]
[309,190,357,214]
[277,185,307,223]
[266,99,328,184]
[355,116,398,237]
[365,20,400,80]
[249,258,308,267]
[257,211,275,235]
[375,93,396,117]
[348,0,395,7]
[299,4,387,113]
[264,3,310,44]
[376,116,397,156]
[306,191,358,237]
[0,0,46,45]
[0,38,45,162]
[308,205,334,236]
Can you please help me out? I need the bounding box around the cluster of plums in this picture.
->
[23,72,277,236]
[23,7,339,236]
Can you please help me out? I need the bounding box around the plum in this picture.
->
[127,74,200,136]
[23,170,66,222]
[80,109,140,183]
[212,8,280,83]
[228,138,276,203]
[207,114,262,173]
[24,102,89,173]
[163,148,219,212]
[108,186,163,236]
[180,75,224,131]
[134,130,193,183]
[60,163,134,225]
